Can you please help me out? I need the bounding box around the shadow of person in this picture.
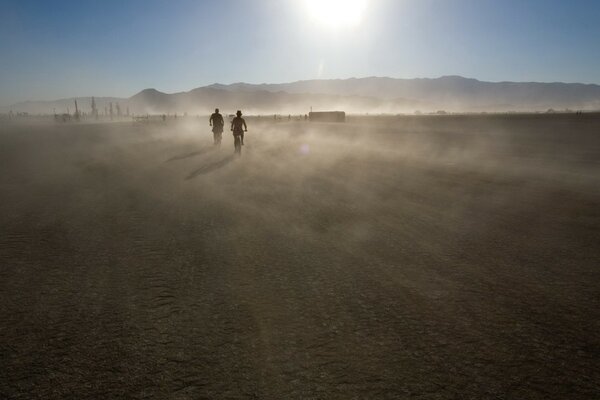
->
[186,155,236,179]
[166,147,215,162]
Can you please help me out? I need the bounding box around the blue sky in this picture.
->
[1,0,599,105]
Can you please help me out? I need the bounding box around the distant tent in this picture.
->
[309,111,345,122]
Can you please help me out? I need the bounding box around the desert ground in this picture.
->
[1,114,599,399]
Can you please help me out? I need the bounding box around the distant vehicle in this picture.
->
[309,111,345,123]
[55,113,71,122]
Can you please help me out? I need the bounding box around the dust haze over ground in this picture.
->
[1,115,599,398]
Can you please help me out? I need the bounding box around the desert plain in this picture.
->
[1,114,599,399]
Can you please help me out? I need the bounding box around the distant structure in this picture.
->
[74,100,80,121]
[308,111,345,123]
[91,97,98,119]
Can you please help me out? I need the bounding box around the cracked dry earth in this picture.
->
[1,115,599,399]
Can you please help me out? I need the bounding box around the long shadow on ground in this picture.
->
[166,147,216,162]
[186,155,236,179]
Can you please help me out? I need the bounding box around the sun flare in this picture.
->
[304,0,368,29]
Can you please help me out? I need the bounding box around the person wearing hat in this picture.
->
[230,110,247,148]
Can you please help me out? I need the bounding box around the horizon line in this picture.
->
[6,74,600,106]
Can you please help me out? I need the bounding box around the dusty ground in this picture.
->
[1,115,599,399]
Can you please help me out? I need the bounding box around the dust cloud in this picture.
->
[1,114,599,398]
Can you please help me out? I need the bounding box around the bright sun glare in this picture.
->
[304,0,368,29]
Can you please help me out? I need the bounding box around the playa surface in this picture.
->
[1,115,599,399]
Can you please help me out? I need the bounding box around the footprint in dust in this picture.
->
[186,156,236,179]
[166,147,215,162]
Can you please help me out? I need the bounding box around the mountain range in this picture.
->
[5,76,600,115]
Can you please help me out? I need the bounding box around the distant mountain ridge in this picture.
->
[5,76,600,115]
[204,76,600,111]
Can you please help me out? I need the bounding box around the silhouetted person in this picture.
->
[209,108,224,145]
[231,110,247,150]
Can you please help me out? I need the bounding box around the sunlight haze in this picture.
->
[1,0,599,105]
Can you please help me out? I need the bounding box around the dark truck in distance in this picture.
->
[309,111,345,122]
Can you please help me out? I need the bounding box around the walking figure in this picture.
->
[231,110,247,155]
[209,108,224,145]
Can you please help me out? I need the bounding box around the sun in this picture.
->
[303,0,368,29]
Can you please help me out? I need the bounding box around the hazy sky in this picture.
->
[1,0,599,105]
